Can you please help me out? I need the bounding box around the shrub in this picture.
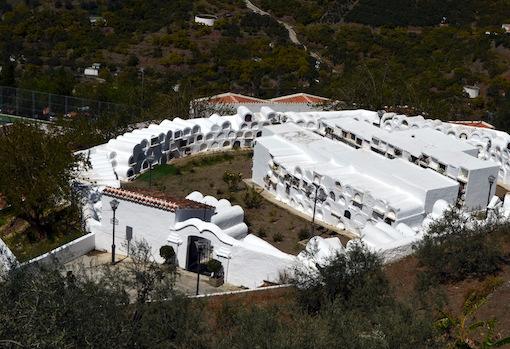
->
[269,209,278,223]
[435,276,510,348]
[243,185,263,209]
[207,259,223,278]
[298,227,311,241]
[257,228,267,238]
[273,232,283,242]
[127,54,139,66]
[159,245,175,264]
[223,170,243,192]
[292,240,388,313]
[415,208,506,285]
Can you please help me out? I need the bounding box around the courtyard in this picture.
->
[64,250,243,296]
[123,150,351,255]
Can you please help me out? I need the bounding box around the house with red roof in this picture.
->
[193,91,332,116]
[448,120,495,129]
[269,92,330,104]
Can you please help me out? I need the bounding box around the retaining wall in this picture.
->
[25,232,96,266]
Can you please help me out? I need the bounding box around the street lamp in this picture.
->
[377,110,384,126]
[486,175,496,217]
[147,154,155,189]
[109,199,120,265]
[194,240,208,296]
[310,183,327,236]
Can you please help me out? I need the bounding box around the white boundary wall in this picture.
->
[0,237,18,272]
[25,232,96,266]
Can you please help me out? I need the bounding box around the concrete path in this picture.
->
[64,251,242,296]
[244,0,325,64]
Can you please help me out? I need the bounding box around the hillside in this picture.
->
[254,0,510,127]
[1,0,510,129]
[0,0,314,109]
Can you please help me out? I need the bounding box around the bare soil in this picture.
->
[124,150,348,255]
[385,255,510,339]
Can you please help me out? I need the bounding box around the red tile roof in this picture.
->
[269,93,330,104]
[207,93,267,104]
[449,121,495,129]
[198,92,331,105]
[103,187,213,212]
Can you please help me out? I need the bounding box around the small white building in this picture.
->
[84,63,101,77]
[463,85,480,99]
[91,187,294,288]
[194,14,217,26]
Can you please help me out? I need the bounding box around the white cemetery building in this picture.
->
[318,116,500,210]
[36,105,510,287]
[252,123,460,234]
[380,113,510,186]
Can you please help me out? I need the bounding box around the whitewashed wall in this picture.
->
[25,232,96,266]
[0,237,17,272]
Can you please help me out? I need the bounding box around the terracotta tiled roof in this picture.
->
[199,92,331,105]
[449,121,495,129]
[207,93,268,104]
[269,93,330,104]
[103,187,213,212]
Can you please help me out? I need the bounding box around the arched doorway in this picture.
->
[186,236,212,273]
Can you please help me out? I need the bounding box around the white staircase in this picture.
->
[77,148,120,188]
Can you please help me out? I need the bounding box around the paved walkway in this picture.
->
[64,251,242,296]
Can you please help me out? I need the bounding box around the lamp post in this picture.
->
[194,240,207,296]
[310,183,327,236]
[147,154,155,190]
[109,199,120,265]
[486,175,496,217]
[377,110,384,126]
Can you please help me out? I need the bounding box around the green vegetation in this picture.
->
[0,208,13,228]
[251,0,510,129]
[3,228,84,263]
[435,276,510,348]
[243,185,263,208]
[2,236,510,347]
[0,123,88,261]
[0,0,314,122]
[222,170,243,192]
[159,245,176,265]
[415,208,507,286]
[0,123,83,235]
[0,0,508,133]
[137,164,182,181]
[272,232,283,242]
[257,0,510,27]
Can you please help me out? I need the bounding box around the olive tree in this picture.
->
[0,123,82,235]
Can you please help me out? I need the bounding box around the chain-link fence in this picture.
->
[0,86,134,120]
